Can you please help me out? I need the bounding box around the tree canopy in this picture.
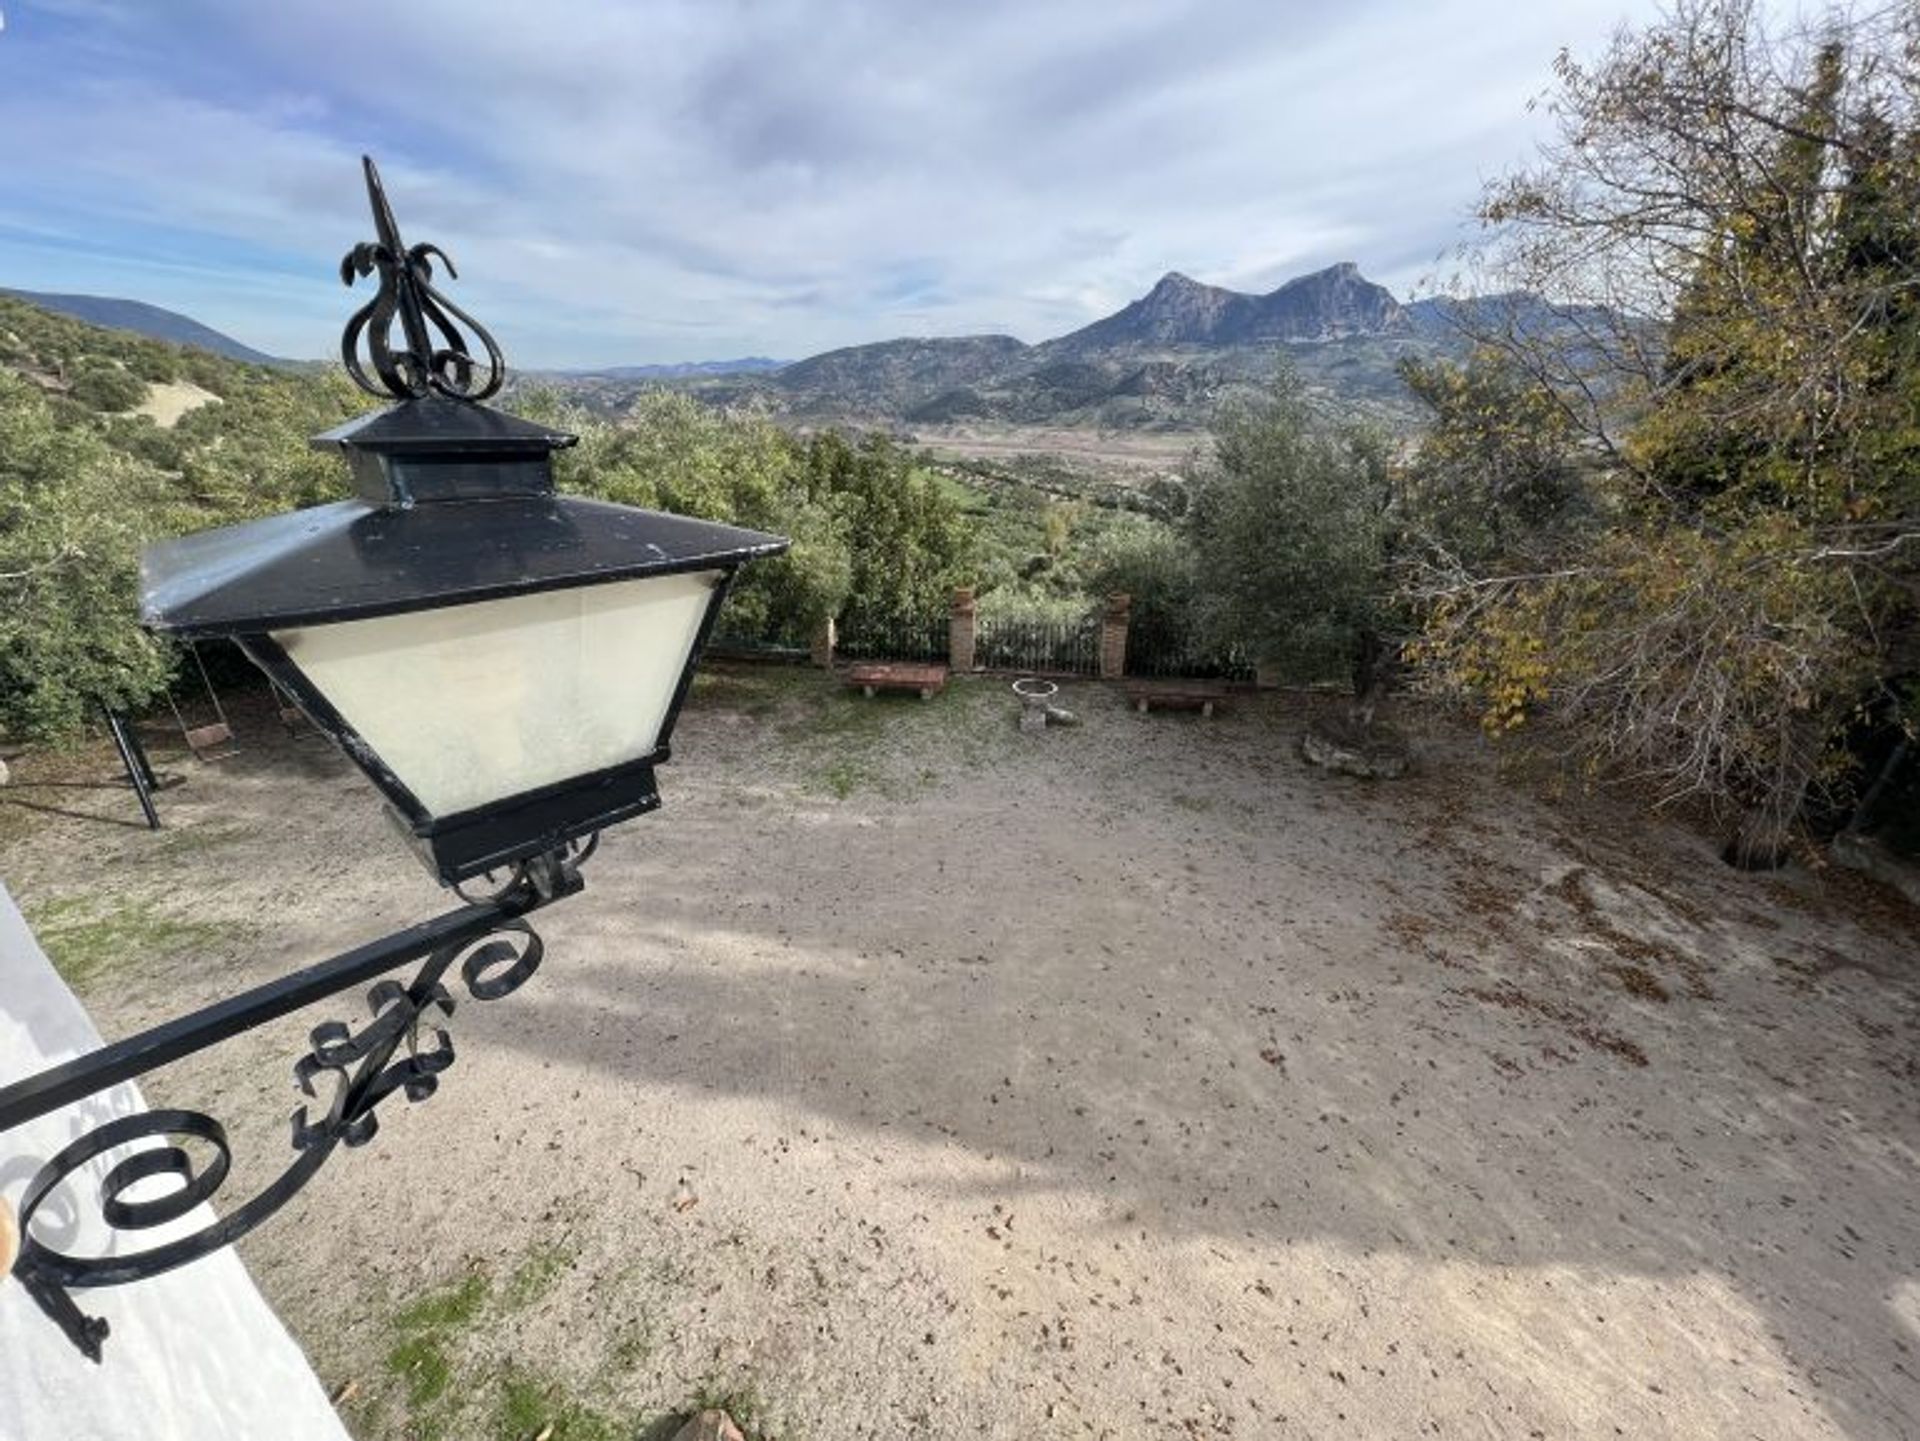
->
[1187,368,1392,685]
[0,296,974,738]
[1411,0,1920,862]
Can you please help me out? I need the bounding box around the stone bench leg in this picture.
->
[1135,699,1148,713]
[862,685,876,698]
[1202,700,1215,717]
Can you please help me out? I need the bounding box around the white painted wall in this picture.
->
[0,884,351,1441]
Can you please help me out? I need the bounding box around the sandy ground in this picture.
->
[132,378,219,428]
[2,670,1917,1440]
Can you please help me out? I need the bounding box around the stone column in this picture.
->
[809,616,837,669]
[1099,592,1131,680]
[949,588,977,671]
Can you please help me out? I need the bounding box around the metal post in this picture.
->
[102,709,160,831]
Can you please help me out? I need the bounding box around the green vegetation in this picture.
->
[25,893,240,988]
[502,1238,576,1309]
[393,1269,491,1333]
[522,388,972,648]
[1404,0,1920,860]
[932,453,1179,615]
[1187,369,1391,685]
[0,294,980,741]
[384,1333,456,1409]
[383,1268,491,1412]
[0,294,362,738]
[359,1246,771,1441]
[492,1369,638,1441]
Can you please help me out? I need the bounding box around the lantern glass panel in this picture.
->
[272,568,722,817]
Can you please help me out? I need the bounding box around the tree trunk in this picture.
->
[1721,708,1825,870]
[1350,628,1397,730]
[1723,809,1796,871]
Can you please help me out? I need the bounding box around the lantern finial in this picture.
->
[339,155,505,402]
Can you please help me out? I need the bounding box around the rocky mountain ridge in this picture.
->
[1043,263,1409,354]
[667,261,1480,434]
[9,264,1613,438]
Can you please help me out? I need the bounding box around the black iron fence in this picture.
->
[838,613,949,664]
[716,601,1255,682]
[976,612,1099,675]
[708,616,813,663]
[1125,614,1256,682]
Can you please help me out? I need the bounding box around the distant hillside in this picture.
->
[2,289,283,365]
[769,335,1034,418]
[653,262,1473,434]
[569,357,788,380]
[511,264,1637,438]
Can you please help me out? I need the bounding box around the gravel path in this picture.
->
[3,669,1916,1439]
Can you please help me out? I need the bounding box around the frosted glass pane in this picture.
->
[274,570,719,817]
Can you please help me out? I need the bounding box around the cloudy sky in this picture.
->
[0,0,1664,367]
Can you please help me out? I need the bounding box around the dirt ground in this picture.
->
[2,668,1918,1440]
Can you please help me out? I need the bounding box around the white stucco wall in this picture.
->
[0,883,350,1441]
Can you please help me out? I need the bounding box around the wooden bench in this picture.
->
[846,662,949,700]
[1123,680,1230,717]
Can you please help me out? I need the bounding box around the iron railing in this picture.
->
[1125,615,1256,682]
[976,613,1099,675]
[838,613,949,665]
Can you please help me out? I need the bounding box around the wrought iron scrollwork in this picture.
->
[339,154,505,402]
[3,844,586,1361]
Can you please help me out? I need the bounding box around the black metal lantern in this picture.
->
[0,157,788,1361]
[142,161,785,885]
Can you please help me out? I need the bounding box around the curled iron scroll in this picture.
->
[339,155,505,402]
[9,921,543,1308]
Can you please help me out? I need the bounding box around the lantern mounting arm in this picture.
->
[0,839,593,1363]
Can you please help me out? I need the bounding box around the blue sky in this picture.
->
[0,0,1665,367]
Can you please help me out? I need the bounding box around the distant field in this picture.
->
[908,422,1202,478]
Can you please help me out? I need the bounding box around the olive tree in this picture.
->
[1187,369,1394,711]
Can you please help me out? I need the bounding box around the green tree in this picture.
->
[1187,367,1392,690]
[67,359,145,413]
[1396,349,1590,571]
[0,372,172,736]
[1084,513,1201,671]
[798,430,971,628]
[1423,0,1920,865]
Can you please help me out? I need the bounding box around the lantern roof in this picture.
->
[312,395,578,457]
[142,155,788,638]
[140,496,788,637]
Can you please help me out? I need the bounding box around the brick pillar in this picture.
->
[1099,592,1131,680]
[949,588,977,671]
[810,615,837,669]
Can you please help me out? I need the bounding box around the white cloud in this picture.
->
[0,0,1667,364]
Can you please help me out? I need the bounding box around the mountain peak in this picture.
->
[1045,262,1407,353]
[1148,270,1205,294]
[1251,263,1407,339]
